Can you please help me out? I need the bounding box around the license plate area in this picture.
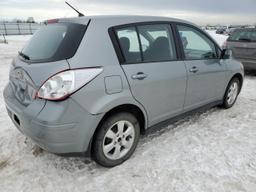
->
[6,106,21,127]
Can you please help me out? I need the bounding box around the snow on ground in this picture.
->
[206,30,228,47]
[0,34,256,192]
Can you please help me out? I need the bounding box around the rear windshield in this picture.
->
[228,29,256,42]
[21,23,87,63]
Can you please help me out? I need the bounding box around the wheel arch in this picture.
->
[88,103,147,156]
[230,73,243,93]
[96,103,147,134]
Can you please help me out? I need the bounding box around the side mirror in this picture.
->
[220,49,231,59]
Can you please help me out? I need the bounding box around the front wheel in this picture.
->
[92,112,140,167]
[222,77,241,109]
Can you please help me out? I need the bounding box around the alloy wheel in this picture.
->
[102,120,135,160]
[227,81,239,105]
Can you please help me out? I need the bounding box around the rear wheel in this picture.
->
[93,112,140,167]
[222,77,241,109]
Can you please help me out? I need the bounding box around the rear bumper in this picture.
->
[234,58,256,70]
[3,83,104,154]
[242,61,256,70]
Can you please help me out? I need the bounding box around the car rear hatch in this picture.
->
[227,29,256,61]
[9,58,71,106]
[9,18,90,106]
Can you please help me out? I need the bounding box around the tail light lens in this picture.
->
[222,40,227,49]
[36,67,103,101]
[45,19,59,24]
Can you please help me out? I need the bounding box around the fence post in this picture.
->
[17,23,21,35]
[3,34,7,44]
[3,23,7,35]
[29,23,32,34]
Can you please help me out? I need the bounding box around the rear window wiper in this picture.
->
[18,51,30,60]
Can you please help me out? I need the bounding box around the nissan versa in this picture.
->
[3,16,244,167]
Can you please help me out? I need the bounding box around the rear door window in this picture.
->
[116,27,142,63]
[115,24,177,64]
[21,23,87,63]
[137,24,177,62]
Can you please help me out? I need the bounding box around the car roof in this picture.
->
[59,15,195,26]
[58,15,220,47]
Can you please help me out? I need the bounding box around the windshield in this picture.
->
[21,23,87,63]
[228,29,256,42]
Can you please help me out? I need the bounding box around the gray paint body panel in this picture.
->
[3,15,244,155]
[11,57,70,87]
[184,59,227,110]
[121,61,187,126]
[104,75,123,94]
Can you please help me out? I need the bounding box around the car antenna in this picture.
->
[65,1,84,17]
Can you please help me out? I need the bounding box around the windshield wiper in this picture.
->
[18,51,30,60]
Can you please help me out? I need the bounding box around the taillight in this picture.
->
[36,67,103,101]
[46,19,59,24]
[222,40,228,49]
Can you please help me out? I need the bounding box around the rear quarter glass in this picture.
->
[21,22,88,63]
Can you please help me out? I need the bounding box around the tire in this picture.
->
[92,112,140,167]
[222,77,241,109]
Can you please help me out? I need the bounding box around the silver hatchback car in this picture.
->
[4,15,244,167]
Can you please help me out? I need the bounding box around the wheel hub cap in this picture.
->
[227,82,239,105]
[103,120,135,160]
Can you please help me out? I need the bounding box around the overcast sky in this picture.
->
[0,0,256,25]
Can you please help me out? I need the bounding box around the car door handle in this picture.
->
[189,66,199,73]
[131,72,148,80]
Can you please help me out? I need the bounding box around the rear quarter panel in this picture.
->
[223,58,244,91]
[68,19,148,127]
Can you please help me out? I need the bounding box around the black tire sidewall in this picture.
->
[223,78,240,109]
[93,112,140,167]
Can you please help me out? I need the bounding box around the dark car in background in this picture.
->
[226,28,256,71]
[216,28,226,34]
